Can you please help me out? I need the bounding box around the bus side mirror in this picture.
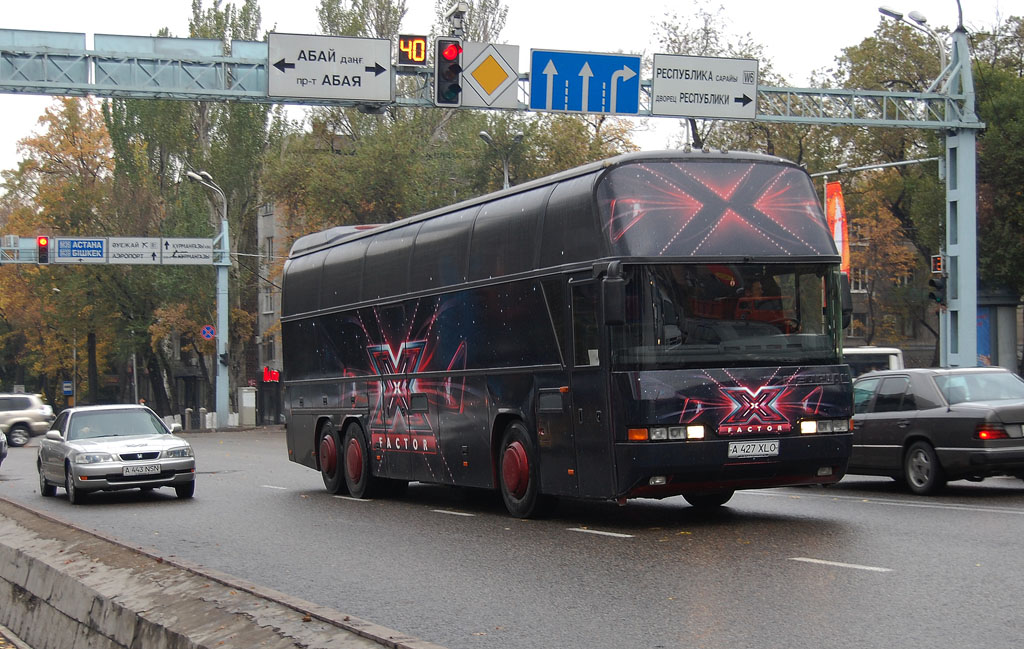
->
[604,276,625,325]
[840,273,853,329]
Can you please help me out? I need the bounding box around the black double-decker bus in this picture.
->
[281,151,853,516]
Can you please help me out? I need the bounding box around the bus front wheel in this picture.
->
[319,422,347,495]
[683,491,734,509]
[498,422,550,518]
[344,424,377,499]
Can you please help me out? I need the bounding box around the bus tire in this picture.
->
[344,424,376,499]
[318,422,348,495]
[498,422,547,518]
[683,491,734,509]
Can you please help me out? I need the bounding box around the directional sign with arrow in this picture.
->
[268,33,393,102]
[650,53,758,120]
[529,50,640,115]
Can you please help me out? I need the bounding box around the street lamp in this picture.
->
[878,6,948,88]
[186,170,230,429]
[479,130,523,190]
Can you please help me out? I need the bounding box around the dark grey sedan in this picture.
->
[851,367,1024,494]
[37,404,196,504]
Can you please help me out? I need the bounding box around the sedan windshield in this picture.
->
[610,263,842,370]
[68,410,168,440]
[934,372,1024,404]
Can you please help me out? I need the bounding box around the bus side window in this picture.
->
[572,282,600,367]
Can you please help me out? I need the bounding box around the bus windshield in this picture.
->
[610,263,841,370]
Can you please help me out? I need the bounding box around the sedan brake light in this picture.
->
[975,424,1009,440]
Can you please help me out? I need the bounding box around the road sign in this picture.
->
[200,324,216,340]
[529,50,640,115]
[462,43,519,109]
[108,237,161,265]
[62,381,73,396]
[651,54,758,119]
[268,33,392,102]
[53,237,106,264]
[162,238,214,265]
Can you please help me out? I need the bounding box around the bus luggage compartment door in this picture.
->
[536,386,578,496]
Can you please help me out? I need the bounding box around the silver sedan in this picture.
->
[37,404,196,504]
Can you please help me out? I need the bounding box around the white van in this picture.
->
[843,346,905,377]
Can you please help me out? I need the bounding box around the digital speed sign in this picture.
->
[398,35,428,66]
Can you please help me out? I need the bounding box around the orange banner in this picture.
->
[825,181,850,276]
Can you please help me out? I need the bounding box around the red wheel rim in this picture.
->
[346,437,363,484]
[502,441,529,499]
[320,433,337,476]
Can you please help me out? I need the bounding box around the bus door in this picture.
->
[568,277,615,498]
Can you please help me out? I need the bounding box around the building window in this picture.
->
[850,312,868,338]
[263,285,274,314]
[264,236,274,264]
[850,267,868,293]
[263,334,275,362]
[259,203,274,218]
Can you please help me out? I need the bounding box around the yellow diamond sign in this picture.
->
[472,55,509,95]
[462,43,519,108]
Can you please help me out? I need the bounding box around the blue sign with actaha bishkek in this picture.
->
[54,237,106,263]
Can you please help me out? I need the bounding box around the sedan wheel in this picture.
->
[175,481,196,499]
[65,467,87,505]
[39,467,56,497]
[903,441,946,495]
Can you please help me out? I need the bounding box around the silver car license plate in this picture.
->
[123,464,160,476]
[727,440,780,458]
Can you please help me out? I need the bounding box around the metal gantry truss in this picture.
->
[0,27,984,366]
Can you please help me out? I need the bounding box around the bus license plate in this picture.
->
[123,464,160,476]
[727,440,779,459]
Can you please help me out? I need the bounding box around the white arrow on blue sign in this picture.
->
[529,49,641,115]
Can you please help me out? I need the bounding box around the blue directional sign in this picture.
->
[529,49,641,115]
[53,237,106,264]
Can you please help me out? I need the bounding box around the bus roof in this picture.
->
[283,150,838,319]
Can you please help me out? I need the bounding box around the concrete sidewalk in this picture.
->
[0,498,446,649]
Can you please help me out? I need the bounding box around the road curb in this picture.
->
[0,497,447,649]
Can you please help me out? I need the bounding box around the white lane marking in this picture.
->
[261,484,287,490]
[790,557,892,572]
[334,496,372,502]
[746,489,1024,516]
[432,509,476,517]
[568,527,634,538]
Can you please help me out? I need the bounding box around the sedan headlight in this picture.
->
[164,446,194,458]
[74,452,114,464]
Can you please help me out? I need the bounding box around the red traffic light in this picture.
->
[36,235,50,264]
[440,41,462,61]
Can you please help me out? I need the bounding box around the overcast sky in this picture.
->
[0,0,1014,175]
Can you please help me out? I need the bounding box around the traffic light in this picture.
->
[928,276,947,305]
[219,352,229,366]
[36,236,49,264]
[434,37,463,106]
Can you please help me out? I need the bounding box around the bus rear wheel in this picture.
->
[498,422,550,518]
[344,424,377,499]
[319,422,347,495]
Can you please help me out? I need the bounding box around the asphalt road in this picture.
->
[2,428,1023,649]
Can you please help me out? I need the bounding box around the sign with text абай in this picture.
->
[162,238,214,265]
[53,237,106,264]
[529,49,640,115]
[651,53,758,120]
[268,33,392,102]
[108,237,161,265]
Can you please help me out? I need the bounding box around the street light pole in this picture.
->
[479,130,523,190]
[878,6,948,91]
[186,170,231,429]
